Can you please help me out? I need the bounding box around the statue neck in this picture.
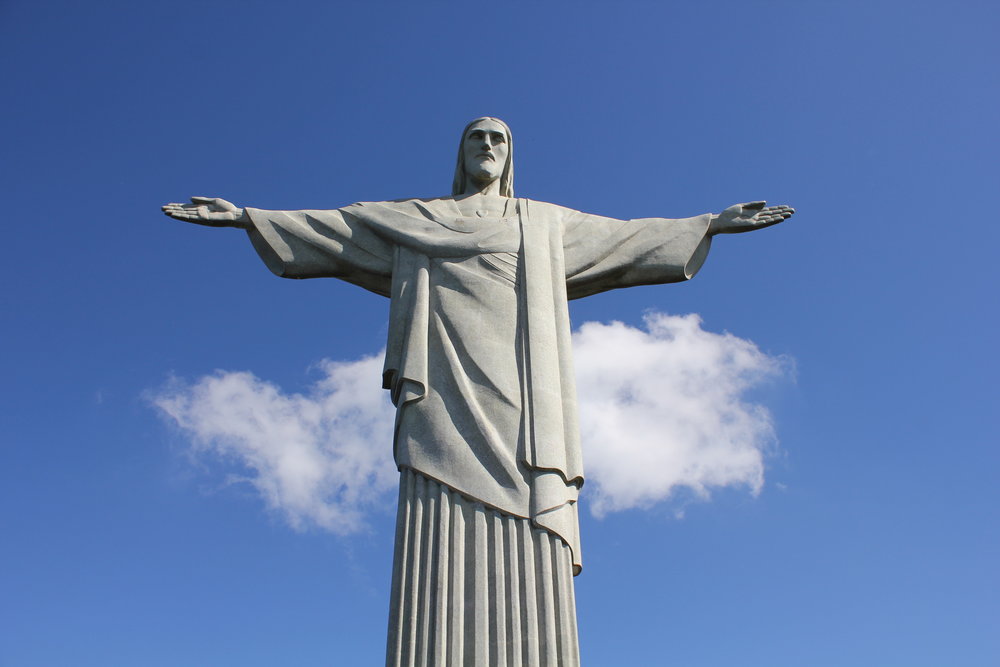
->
[463,175,503,197]
[453,191,510,217]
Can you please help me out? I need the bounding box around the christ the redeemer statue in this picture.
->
[163,117,794,666]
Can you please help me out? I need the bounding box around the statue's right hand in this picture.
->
[161,197,249,228]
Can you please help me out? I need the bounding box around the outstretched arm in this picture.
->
[559,199,794,299]
[709,201,795,236]
[162,197,251,229]
[161,198,395,295]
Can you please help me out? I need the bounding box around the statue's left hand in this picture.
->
[161,197,250,229]
[709,201,795,236]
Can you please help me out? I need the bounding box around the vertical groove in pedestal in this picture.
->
[387,469,579,666]
[472,505,489,664]
[449,490,465,664]
[490,512,508,667]
[504,515,523,667]
[538,533,558,665]
[416,481,435,667]
[431,484,450,661]
[519,518,540,666]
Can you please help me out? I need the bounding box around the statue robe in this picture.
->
[244,197,712,574]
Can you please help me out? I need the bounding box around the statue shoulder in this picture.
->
[344,196,461,224]
[521,198,582,219]
[349,196,454,212]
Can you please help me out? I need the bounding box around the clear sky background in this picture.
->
[2,1,997,665]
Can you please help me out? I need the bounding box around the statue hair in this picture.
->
[452,117,514,198]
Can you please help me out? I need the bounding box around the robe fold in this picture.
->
[244,196,712,574]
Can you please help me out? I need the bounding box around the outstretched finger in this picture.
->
[755,210,794,226]
[191,196,217,204]
[163,207,193,216]
[764,206,793,218]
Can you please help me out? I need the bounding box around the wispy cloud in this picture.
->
[152,312,789,532]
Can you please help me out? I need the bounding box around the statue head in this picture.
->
[452,117,514,197]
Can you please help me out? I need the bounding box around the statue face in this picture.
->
[462,119,509,186]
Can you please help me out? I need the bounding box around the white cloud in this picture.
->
[152,312,789,532]
[572,312,787,516]
[153,354,397,534]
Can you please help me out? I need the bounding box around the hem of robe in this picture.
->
[395,465,582,576]
[387,468,580,667]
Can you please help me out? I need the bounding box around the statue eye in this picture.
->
[491,133,505,143]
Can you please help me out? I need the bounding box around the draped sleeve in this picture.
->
[557,206,714,300]
[243,207,394,297]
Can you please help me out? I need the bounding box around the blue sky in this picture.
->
[2,1,997,665]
